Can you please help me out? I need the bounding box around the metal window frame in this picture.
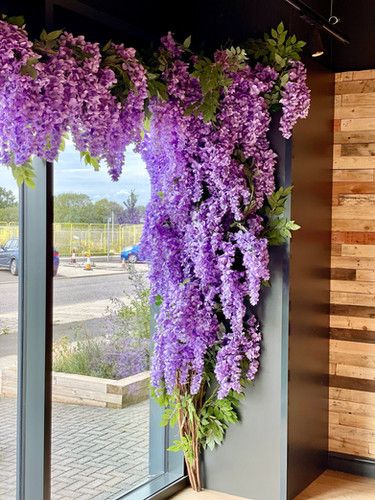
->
[16,158,53,500]
[15,157,185,499]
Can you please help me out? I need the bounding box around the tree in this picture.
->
[92,198,124,224]
[54,193,93,223]
[0,187,17,209]
[0,206,18,222]
[121,190,143,224]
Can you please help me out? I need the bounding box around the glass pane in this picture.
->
[52,138,153,499]
[0,168,19,499]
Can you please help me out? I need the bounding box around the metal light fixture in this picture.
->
[311,28,324,57]
[282,0,350,45]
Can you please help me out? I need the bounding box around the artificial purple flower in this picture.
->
[279,60,311,138]
[0,22,147,179]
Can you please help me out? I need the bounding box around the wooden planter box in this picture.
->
[0,366,150,409]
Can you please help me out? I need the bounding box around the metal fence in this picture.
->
[0,222,143,255]
[0,222,18,244]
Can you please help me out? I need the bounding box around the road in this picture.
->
[0,268,149,357]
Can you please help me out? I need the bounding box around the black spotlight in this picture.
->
[311,28,324,57]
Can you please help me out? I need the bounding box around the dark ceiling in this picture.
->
[1,0,374,71]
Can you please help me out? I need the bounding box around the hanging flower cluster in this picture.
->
[0,18,147,180]
[279,60,310,138]
[141,34,310,400]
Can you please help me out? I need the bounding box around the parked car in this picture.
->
[120,244,140,263]
[0,238,60,276]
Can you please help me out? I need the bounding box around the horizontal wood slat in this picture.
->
[330,71,375,460]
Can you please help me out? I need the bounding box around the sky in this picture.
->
[0,139,151,206]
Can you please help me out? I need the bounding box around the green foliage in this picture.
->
[147,72,168,101]
[246,22,306,69]
[169,436,195,465]
[20,57,38,79]
[53,332,116,379]
[116,265,151,341]
[92,198,124,224]
[262,186,300,245]
[53,192,125,224]
[199,390,242,450]
[54,192,93,223]
[10,158,36,188]
[246,22,306,111]
[153,380,244,457]
[154,294,163,306]
[1,14,25,27]
[53,266,151,379]
[101,41,145,105]
[0,206,18,223]
[80,151,101,171]
[0,187,17,209]
[33,28,64,60]
[188,57,232,122]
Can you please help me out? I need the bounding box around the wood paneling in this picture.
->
[330,69,375,460]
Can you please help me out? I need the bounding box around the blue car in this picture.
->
[120,244,140,263]
[0,238,60,276]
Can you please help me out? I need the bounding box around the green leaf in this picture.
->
[59,137,66,152]
[6,15,25,27]
[154,294,163,306]
[20,64,38,79]
[277,22,284,34]
[10,158,36,188]
[183,35,191,49]
[274,53,285,67]
[40,29,48,41]
[102,39,112,52]
[279,72,289,87]
[45,29,63,41]
[144,115,151,132]
[287,221,301,231]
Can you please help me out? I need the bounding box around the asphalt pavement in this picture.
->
[0,263,149,358]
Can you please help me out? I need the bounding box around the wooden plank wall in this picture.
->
[329,69,375,460]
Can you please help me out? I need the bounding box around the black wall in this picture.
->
[1,0,373,71]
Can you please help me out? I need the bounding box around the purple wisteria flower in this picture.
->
[279,60,311,139]
[140,34,307,399]
[0,22,147,179]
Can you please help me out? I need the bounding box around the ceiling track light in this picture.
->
[282,0,350,45]
[311,28,324,57]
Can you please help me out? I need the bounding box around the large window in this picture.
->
[51,141,153,498]
[0,156,184,499]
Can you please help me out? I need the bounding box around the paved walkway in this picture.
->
[0,398,149,500]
